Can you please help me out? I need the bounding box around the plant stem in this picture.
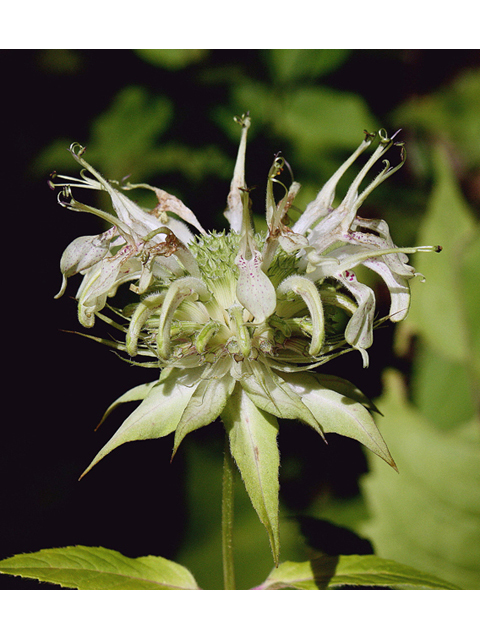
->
[222,434,236,590]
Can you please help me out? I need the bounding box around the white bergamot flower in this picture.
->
[52,115,440,560]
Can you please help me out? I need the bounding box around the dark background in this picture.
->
[2,49,479,589]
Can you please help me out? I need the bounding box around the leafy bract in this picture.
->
[0,546,199,590]
[173,372,236,455]
[95,381,157,431]
[283,372,395,468]
[222,387,280,565]
[259,555,460,590]
[80,368,201,477]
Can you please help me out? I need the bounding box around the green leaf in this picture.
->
[278,86,377,153]
[135,49,208,70]
[259,556,339,590]
[35,86,173,182]
[395,68,480,168]
[0,546,199,590]
[362,370,480,589]
[266,50,350,83]
[260,555,460,590]
[459,231,480,381]
[222,386,280,565]
[329,555,460,589]
[411,342,477,430]
[80,368,202,477]
[407,145,479,366]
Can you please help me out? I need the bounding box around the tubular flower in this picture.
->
[53,116,440,561]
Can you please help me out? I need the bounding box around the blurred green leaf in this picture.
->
[266,50,350,83]
[260,554,459,590]
[395,68,480,167]
[408,145,479,368]
[406,144,479,427]
[459,231,480,380]
[412,342,477,429]
[278,86,376,153]
[0,546,199,590]
[87,86,173,178]
[226,80,376,150]
[362,370,480,589]
[135,49,208,69]
[35,86,173,181]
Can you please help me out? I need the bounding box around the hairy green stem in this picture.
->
[222,434,236,590]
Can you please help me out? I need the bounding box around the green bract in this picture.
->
[52,116,440,561]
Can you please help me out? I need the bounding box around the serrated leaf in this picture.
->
[329,555,460,590]
[222,386,280,565]
[0,546,199,590]
[362,370,480,589]
[259,555,459,590]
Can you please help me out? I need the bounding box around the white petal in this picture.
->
[363,257,411,322]
[235,250,277,323]
[55,231,114,298]
[336,271,375,357]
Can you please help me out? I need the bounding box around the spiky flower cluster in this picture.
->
[52,116,439,558]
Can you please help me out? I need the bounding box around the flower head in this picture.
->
[53,116,440,561]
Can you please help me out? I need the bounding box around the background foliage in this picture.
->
[2,49,479,589]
